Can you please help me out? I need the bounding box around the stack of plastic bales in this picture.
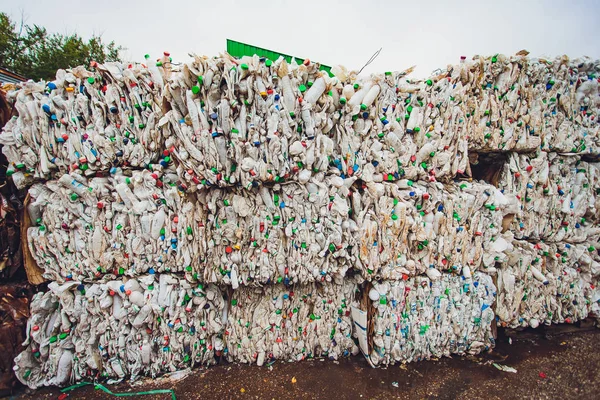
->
[5,59,232,388]
[1,50,599,388]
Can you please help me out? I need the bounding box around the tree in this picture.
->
[0,12,122,81]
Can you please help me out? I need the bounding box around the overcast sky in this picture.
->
[2,0,599,77]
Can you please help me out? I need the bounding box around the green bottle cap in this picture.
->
[340,97,347,104]
[299,85,307,92]
[197,75,203,84]
[265,59,272,67]
[241,64,249,70]
[360,104,367,110]
[49,335,58,343]
[353,83,359,90]
[87,77,95,84]
[70,193,78,201]
[144,54,150,59]
[385,72,392,76]
[191,86,200,94]
[426,79,433,86]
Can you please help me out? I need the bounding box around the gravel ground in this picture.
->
[6,326,599,400]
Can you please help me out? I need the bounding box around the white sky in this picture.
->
[2,0,599,78]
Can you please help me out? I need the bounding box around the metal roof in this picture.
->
[0,67,26,84]
[226,39,333,77]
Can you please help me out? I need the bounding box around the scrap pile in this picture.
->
[0,51,598,387]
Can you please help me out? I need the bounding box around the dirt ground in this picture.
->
[6,325,600,400]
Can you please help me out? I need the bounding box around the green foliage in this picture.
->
[0,12,122,81]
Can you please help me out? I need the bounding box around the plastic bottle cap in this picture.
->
[192,86,200,94]
[241,64,249,70]
[299,85,307,92]
[87,77,95,84]
[340,97,347,104]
